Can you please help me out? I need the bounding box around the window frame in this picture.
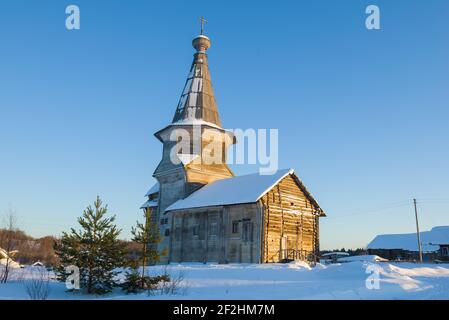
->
[192,225,199,237]
[232,220,239,234]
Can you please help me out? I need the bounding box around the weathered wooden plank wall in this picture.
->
[169,203,261,263]
[260,175,320,263]
[167,174,322,264]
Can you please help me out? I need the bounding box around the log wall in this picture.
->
[169,203,261,263]
[167,174,322,264]
[260,175,320,263]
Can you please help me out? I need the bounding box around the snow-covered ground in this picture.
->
[1,259,449,300]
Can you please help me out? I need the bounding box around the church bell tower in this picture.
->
[152,20,236,260]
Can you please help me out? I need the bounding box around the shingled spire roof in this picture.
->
[171,30,222,127]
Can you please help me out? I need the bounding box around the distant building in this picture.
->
[321,252,349,264]
[32,261,44,267]
[141,27,325,264]
[367,226,449,262]
[0,248,21,269]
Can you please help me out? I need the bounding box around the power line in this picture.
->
[414,198,449,204]
[326,200,411,219]
[326,197,449,220]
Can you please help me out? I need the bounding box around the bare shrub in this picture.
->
[0,209,19,283]
[157,266,187,296]
[23,267,52,300]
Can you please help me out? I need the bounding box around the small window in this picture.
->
[164,229,170,237]
[232,221,239,234]
[160,219,165,225]
[442,247,449,257]
[192,225,199,237]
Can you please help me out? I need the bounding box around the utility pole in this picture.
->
[413,198,423,263]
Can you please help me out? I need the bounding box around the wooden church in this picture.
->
[141,25,325,264]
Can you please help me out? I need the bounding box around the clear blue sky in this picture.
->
[0,0,448,249]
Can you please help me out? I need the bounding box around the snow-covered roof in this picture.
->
[338,255,388,263]
[170,32,222,128]
[367,226,449,252]
[144,182,159,197]
[154,120,230,143]
[321,252,349,257]
[140,200,158,209]
[0,248,18,259]
[0,248,21,269]
[176,154,200,165]
[172,119,223,130]
[166,169,323,213]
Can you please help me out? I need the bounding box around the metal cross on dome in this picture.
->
[200,16,207,35]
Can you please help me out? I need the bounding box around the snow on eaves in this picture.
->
[367,226,449,252]
[140,200,158,209]
[172,119,222,130]
[166,169,294,212]
[144,183,159,197]
[154,120,225,140]
[176,154,200,165]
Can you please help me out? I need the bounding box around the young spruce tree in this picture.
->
[122,210,167,293]
[132,210,163,274]
[54,196,125,295]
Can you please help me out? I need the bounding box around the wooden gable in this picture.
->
[259,173,322,263]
